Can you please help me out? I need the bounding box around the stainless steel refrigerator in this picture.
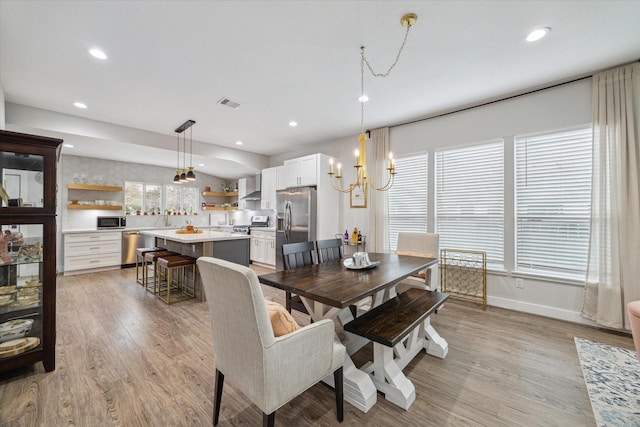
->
[276,187,317,270]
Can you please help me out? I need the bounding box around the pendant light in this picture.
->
[186,126,196,181]
[173,120,196,183]
[179,131,187,182]
[173,131,182,184]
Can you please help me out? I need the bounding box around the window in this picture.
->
[515,127,592,278]
[164,185,199,214]
[388,153,428,251]
[124,181,162,214]
[435,141,504,267]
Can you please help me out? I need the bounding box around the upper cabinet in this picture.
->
[275,165,286,191]
[283,154,320,187]
[261,167,277,210]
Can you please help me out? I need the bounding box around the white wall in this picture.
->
[270,78,599,326]
[0,79,5,129]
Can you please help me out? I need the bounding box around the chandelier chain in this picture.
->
[361,23,412,79]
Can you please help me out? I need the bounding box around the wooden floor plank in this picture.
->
[0,267,633,426]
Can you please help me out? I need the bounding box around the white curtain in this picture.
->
[582,63,640,329]
[367,127,390,252]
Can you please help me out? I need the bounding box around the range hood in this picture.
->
[242,174,261,200]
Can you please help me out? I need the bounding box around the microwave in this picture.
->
[97,216,126,229]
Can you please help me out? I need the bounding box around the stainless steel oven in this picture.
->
[97,216,126,229]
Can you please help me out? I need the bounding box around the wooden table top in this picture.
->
[258,253,437,308]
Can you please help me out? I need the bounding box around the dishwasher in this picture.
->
[121,230,155,267]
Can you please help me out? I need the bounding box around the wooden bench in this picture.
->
[343,288,449,410]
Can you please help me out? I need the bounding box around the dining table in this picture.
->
[258,252,448,413]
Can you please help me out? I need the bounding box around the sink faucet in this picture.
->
[164,214,171,227]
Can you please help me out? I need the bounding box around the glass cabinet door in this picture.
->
[0,151,45,208]
[0,223,43,358]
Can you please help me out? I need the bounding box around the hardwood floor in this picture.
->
[0,266,633,426]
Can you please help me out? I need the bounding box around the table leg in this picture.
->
[301,297,378,413]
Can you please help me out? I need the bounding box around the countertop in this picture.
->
[140,228,250,243]
[60,225,237,234]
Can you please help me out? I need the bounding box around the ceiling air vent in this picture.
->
[217,97,241,109]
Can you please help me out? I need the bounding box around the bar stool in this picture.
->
[135,247,164,286]
[156,255,197,304]
[144,250,178,294]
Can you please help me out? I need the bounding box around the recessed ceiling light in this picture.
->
[63,143,74,148]
[235,141,243,145]
[358,94,369,103]
[198,163,205,167]
[526,27,550,42]
[73,102,87,109]
[89,48,107,60]
[289,121,298,127]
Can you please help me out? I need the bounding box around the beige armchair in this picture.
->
[197,257,345,426]
[395,232,439,293]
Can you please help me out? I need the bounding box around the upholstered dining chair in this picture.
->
[395,232,440,294]
[628,301,640,361]
[316,238,343,263]
[197,257,345,427]
[282,241,316,315]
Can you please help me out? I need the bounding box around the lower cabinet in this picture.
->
[63,231,122,275]
[250,230,275,266]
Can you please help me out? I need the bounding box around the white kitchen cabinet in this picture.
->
[275,165,286,191]
[250,230,275,266]
[64,231,122,276]
[284,154,319,187]
[261,167,277,210]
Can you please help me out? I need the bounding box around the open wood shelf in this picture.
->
[67,184,123,192]
[202,191,238,197]
[67,204,123,210]
[202,206,237,211]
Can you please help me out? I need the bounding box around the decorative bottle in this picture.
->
[352,227,359,245]
[344,230,349,242]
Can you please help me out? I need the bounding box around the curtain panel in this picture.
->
[581,63,640,329]
[367,127,390,253]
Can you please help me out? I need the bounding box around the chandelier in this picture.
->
[328,13,417,194]
[173,119,196,184]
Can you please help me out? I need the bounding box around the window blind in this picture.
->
[515,127,592,278]
[435,141,504,266]
[388,153,428,251]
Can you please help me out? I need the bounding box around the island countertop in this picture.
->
[140,228,250,243]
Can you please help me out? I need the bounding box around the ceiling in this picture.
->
[1,1,639,177]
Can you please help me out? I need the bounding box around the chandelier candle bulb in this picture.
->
[329,158,334,174]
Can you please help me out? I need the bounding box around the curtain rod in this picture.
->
[390,58,640,129]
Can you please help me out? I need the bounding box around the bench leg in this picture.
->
[369,342,416,410]
[421,316,448,358]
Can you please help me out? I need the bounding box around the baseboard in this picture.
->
[487,295,594,325]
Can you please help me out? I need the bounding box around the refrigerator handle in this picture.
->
[284,201,291,240]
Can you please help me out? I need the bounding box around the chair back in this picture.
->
[396,232,440,289]
[316,238,343,263]
[282,241,316,270]
[196,257,275,401]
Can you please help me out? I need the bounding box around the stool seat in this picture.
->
[136,247,163,256]
[157,255,196,268]
[145,250,177,261]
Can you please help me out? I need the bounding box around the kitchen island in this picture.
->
[140,229,250,267]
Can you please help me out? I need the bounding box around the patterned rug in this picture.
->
[575,337,640,426]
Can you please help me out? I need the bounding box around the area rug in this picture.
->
[575,337,640,426]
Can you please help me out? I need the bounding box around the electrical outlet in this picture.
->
[515,278,524,289]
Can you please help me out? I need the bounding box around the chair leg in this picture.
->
[349,305,357,319]
[263,411,275,427]
[214,369,224,426]
[334,367,344,422]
